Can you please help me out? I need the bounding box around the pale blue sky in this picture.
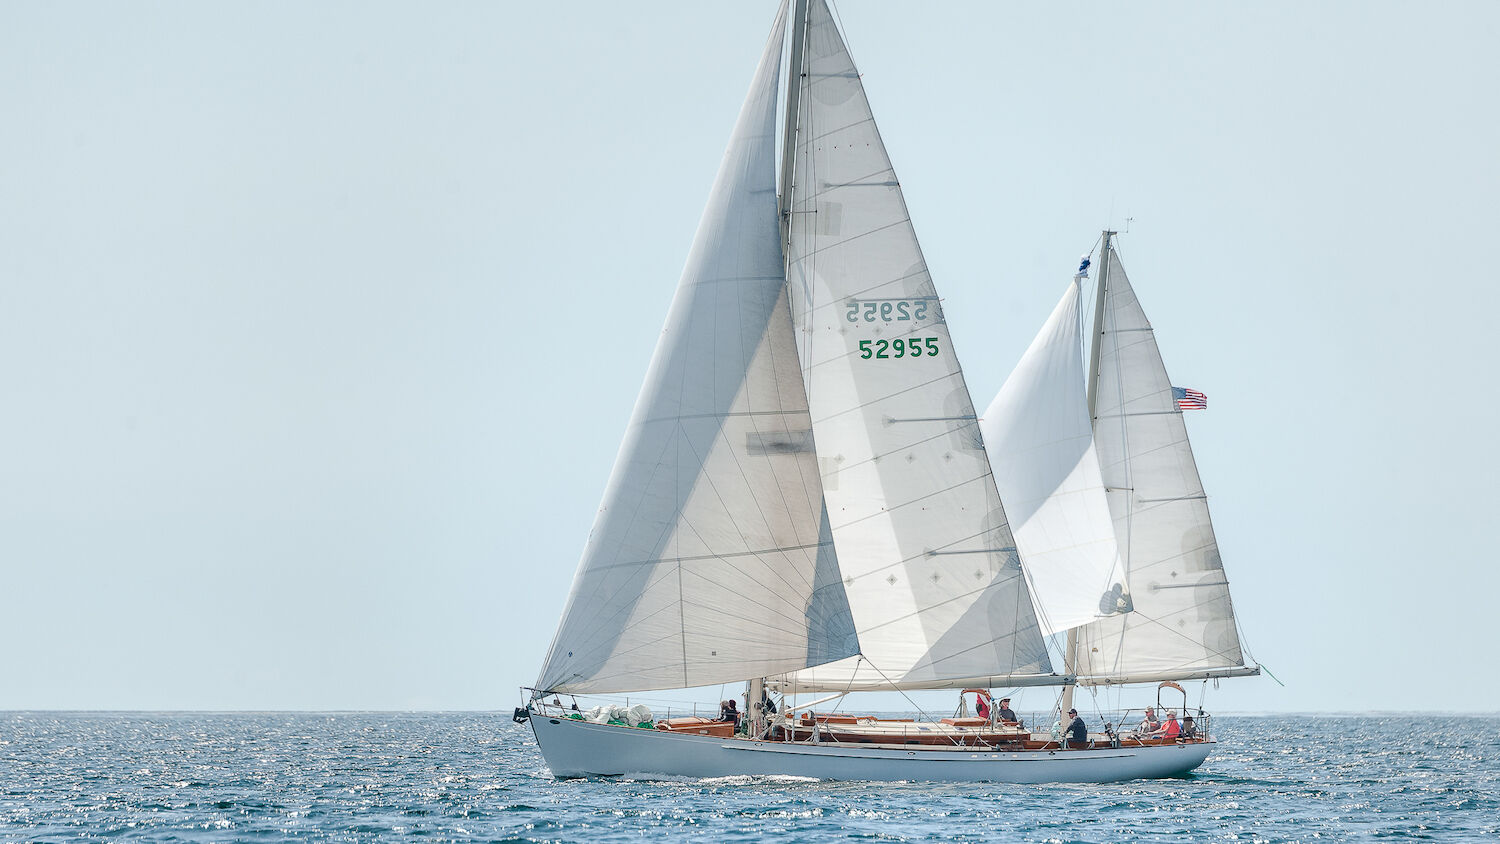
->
[2,1,1495,713]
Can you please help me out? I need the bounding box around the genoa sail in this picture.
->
[981,279,1128,636]
[535,1,859,695]
[777,0,1052,692]
[1073,244,1252,685]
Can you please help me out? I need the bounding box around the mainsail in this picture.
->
[536,1,859,695]
[779,0,1053,692]
[1073,243,1253,684]
[981,279,1127,636]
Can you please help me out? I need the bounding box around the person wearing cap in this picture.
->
[1135,706,1160,734]
[1063,708,1087,746]
[996,697,1019,724]
[1147,709,1181,740]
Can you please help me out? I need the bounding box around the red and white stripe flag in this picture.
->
[1172,386,1207,410]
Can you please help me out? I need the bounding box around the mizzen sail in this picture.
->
[1074,245,1252,685]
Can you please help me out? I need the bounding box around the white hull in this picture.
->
[530,715,1213,783]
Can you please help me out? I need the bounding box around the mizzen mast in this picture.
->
[1059,229,1114,718]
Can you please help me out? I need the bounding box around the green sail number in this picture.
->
[858,337,940,360]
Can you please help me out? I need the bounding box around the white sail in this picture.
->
[535,1,860,695]
[1074,246,1249,684]
[982,279,1127,636]
[779,0,1052,692]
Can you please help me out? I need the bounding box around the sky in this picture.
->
[2,0,1496,713]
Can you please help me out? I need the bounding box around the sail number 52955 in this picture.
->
[858,337,939,359]
[846,299,931,323]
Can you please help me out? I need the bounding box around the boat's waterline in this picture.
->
[530,715,1212,783]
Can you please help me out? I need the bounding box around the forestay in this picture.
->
[535,1,859,695]
[982,279,1127,636]
[1074,246,1249,684]
[779,0,1052,692]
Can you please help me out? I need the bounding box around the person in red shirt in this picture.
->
[1148,710,1181,740]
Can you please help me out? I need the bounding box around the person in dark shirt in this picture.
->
[997,697,1019,724]
[1180,715,1199,739]
[1063,708,1087,746]
[719,699,739,724]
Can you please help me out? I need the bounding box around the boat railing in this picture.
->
[521,694,1214,748]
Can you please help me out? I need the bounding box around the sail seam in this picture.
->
[800,115,876,146]
[1095,410,1181,419]
[678,434,822,593]
[639,409,812,424]
[1083,595,1244,668]
[817,422,977,477]
[550,423,684,668]
[799,267,933,317]
[796,217,909,259]
[687,274,788,288]
[827,472,991,531]
[807,370,959,424]
[676,406,818,595]
[579,541,831,571]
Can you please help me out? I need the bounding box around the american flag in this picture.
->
[1173,386,1207,410]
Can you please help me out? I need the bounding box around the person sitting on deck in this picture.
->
[1135,706,1160,734]
[1180,715,1199,739]
[1063,708,1087,747]
[719,699,739,725]
[997,697,1020,725]
[1147,709,1181,740]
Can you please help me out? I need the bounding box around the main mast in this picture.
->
[750,0,810,741]
[1059,229,1114,718]
[778,0,810,243]
[1086,230,1113,415]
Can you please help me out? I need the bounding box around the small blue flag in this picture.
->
[1075,256,1091,279]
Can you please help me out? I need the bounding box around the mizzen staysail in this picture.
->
[982,279,1128,636]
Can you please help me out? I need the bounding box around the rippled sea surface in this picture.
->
[3,713,1497,842]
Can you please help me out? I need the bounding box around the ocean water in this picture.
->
[3,713,1497,842]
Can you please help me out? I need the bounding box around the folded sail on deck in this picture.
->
[779,0,1052,692]
[982,280,1127,636]
[1074,246,1251,684]
[535,2,860,695]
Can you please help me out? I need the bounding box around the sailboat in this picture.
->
[980,232,1260,731]
[518,0,1257,782]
